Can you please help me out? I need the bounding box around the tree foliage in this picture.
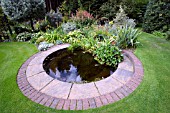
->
[143,0,170,32]
[1,0,46,22]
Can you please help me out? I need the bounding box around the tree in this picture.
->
[143,0,170,32]
[0,5,13,41]
[45,0,64,12]
[1,0,46,30]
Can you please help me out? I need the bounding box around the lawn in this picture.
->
[0,32,170,113]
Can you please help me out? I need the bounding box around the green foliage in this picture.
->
[34,20,50,32]
[13,23,32,34]
[99,0,119,20]
[143,0,170,32]
[71,9,95,27]
[59,0,79,17]
[46,9,63,28]
[166,30,170,40]
[113,5,136,28]
[63,27,122,67]
[43,28,65,43]
[115,26,141,49]
[64,30,85,49]
[1,0,46,22]
[16,32,33,42]
[114,5,128,24]
[93,44,123,67]
[61,22,77,33]
[99,0,148,24]
[152,31,167,38]
[38,41,54,51]
[29,32,44,44]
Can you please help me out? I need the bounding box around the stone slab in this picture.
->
[41,79,72,99]
[69,82,100,99]
[26,64,45,77]
[118,56,134,72]
[27,72,54,91]
[112,69,133,84]
[95,77,123,95]
[29,55,46,66]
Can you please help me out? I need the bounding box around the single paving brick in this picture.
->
[39,95,50,105]
[122,85,133,94]
[110,92,120,102]
[50,98,60,109]
[114,89,125,99]
[28,90,38,100]
[94,97,103,107]
[69,99,77,110]
[56,99,65,110]
[100,95,108,105]
[76,100,83,110]
[63,100,70,110]
[119,87,129,96]
[105,93,115,103]
[44,97,54,107]
[30,92,42,101]
[34,94,45,103]
[88,98,96,109]
[82,99,89,110]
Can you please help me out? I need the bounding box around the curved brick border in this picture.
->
[17,44,144,110]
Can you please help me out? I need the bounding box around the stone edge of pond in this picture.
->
[17,44,144,110]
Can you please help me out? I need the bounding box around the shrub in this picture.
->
[1,0,46,30]
[166,30,170,40]
[71,9,94,27]
[34,20,50,32]
[143,0,170,32]
[115,25,141,49]
[99,0,148,24]
[29,32,44,44]
[46,9,63,28]
[113,5,136,28]
[152,31,167,38]
[61,22,77,33]
[64,30,85,43]
[37,41,54,51]
[16,32,33,42]
[93,44,123,67]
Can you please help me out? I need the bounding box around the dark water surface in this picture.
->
[43,49,116,83]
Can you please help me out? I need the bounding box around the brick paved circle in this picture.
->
[17,44,144,110]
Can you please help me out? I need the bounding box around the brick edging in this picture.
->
[17,47,144,110]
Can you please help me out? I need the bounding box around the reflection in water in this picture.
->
[49,64,82,83]
[44,49,116,83]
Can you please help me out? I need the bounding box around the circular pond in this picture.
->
[43,48,116,83]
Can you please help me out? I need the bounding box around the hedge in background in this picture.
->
[1,0,46,30]
[143,0,170,33]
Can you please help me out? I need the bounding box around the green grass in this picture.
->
[0,32,170,113]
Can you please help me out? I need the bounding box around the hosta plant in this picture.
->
[93,43,123,67]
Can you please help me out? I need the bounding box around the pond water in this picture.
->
[43,49,116,83]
